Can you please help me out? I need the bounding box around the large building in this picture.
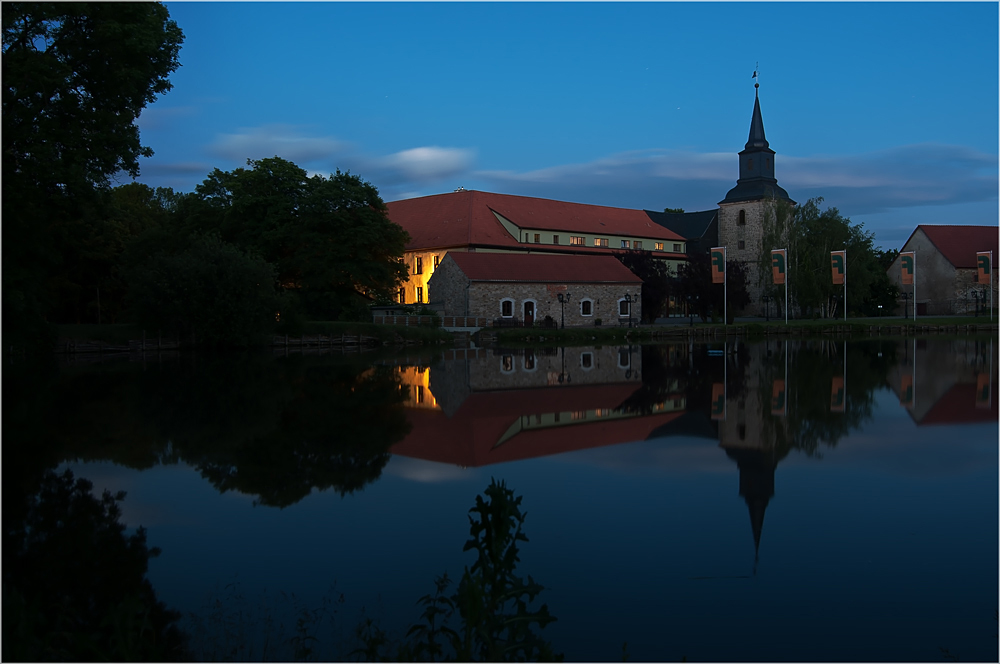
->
[385,85,794,317]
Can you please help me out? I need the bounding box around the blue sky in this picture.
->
[134,2,998,249]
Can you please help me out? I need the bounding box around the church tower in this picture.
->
[718,82,795,313]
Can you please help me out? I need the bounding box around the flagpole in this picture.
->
[785,248,789,325]
[913,253,917,322]
[843,250,847,321]
[991,251,994,322]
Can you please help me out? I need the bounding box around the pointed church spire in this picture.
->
[745,86,770,150]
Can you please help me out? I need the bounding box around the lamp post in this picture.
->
[877,304,883,318]
[762,294,771,322]
[624,293,633,328]
[557,292,571,328]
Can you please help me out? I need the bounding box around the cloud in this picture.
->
[137,105,198,131]
[379,146,476,182]
[474,143,998,217]
[209,124,346,163]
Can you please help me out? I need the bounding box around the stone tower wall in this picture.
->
[718,200,769,314]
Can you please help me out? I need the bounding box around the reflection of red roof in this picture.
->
[447,252,642,284]
[913,225,999,269]
[393,384,684,467]
[386,189,684,251]
[919,383,999,425]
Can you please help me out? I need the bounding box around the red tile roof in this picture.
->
[918,382,998,425]
[912,225,999,269]
[446,252,642,284]
[386,189,685,251]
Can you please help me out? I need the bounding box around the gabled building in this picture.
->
[429,252,642,325]
[887,225,998,315]
[386,189,685,305]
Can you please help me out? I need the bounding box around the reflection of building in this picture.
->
[886,226,999,316]
[887,338,997,425]
[392,347,685,466]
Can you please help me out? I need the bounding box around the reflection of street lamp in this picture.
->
[762,294,771,322]
[557,292,571,328]
[558,346,571,384]
[624,293,633,328]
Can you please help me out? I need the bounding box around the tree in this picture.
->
[663,207,685,214]
[183,158,410,321]
[676,253,752,323]
[759,198,898,318]
[124,234,282,347]
[614,249,675,322]
[3,3,184,347]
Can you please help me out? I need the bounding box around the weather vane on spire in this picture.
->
[752,62,759,89]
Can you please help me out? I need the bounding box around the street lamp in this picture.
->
[557,292,571,328]
[624,293,633,328]
[877,304,883,317]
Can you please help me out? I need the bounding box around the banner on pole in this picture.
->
[771,249,787,285]
[831,251,846,285]
[710,383,726,420]
[900,252,915,286]
[771,379,786,416]
[710,247,726,284]
[976,373,991,409]
[900,373,913,409]
[830,375,845,412]
[977,252,991,284]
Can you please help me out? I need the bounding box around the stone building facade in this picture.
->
[429,252,642,326]
[886,225,998,316]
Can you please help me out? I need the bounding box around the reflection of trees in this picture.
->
[3,353,411,509]
[758,340,897,456]
[3,470,185,661]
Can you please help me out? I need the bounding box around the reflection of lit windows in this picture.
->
[673,398,683,408]
[417,385,424,403]
[571,411,586,420]
[535,414,542,424]
[501,355,514,373]
[524,352,536,371]
[501,299,514,318]
[416,286,423,303]
[595,408,606,417]
[580,352,593,369]
[580,299,593,316]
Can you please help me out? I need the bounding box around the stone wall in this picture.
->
[718,200,769,315]
[465,282,641,326]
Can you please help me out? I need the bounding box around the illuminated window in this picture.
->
[634,241,642,249]
[534,233,541,243]
[655,242,664,251]
[398,288,404,303]
[416,257,423,273]
[595,238,609,247]
[621,240,630,249]
[433,255,439,268]
[416,286,423,303]
[570,236,585,246]
[417,385,424,403]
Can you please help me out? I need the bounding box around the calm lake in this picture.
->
[5,337,997,662]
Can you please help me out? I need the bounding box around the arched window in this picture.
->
[580,299,594,316]
[500,299,514,318]
[738,209,746,226]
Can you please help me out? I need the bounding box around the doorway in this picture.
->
[523,301,534,326]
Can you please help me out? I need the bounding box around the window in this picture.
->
[634,241,642,250]
[673,243,682,252]
[618,349,631,368]
[580,299,593,316]
[524,352,536,371]
[619,300,630,317]
[534,233,541,243]
[595,238,609,247]
[747,158,754,171]
[553,235,560,244]
[398,288,404,303]
[416,385,424,404]
[570,236,585,246]
[416,286,423,303]
[655,242,664,251]
[738,240,746,250]
[501,299,514,318]
[580,353,593,369]
[738,210,746,226]
[433,255,439,269]
[501,355,514,373]
[416,257,423,274]
[621,240,630,249]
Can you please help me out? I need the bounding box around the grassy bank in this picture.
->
[485,317,999,347]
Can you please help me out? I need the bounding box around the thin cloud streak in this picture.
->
[209,124,347,164]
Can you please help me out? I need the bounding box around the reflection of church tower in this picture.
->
[724,447,779,563]
[718,82,795,313]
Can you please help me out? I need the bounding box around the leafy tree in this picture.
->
[759,198,898,318]
[2,3,183,348]
[676,253,752,323]
[663,207,685,214]
[614,249,675,322]
[124,233,282,347]
[183,158,411,321]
